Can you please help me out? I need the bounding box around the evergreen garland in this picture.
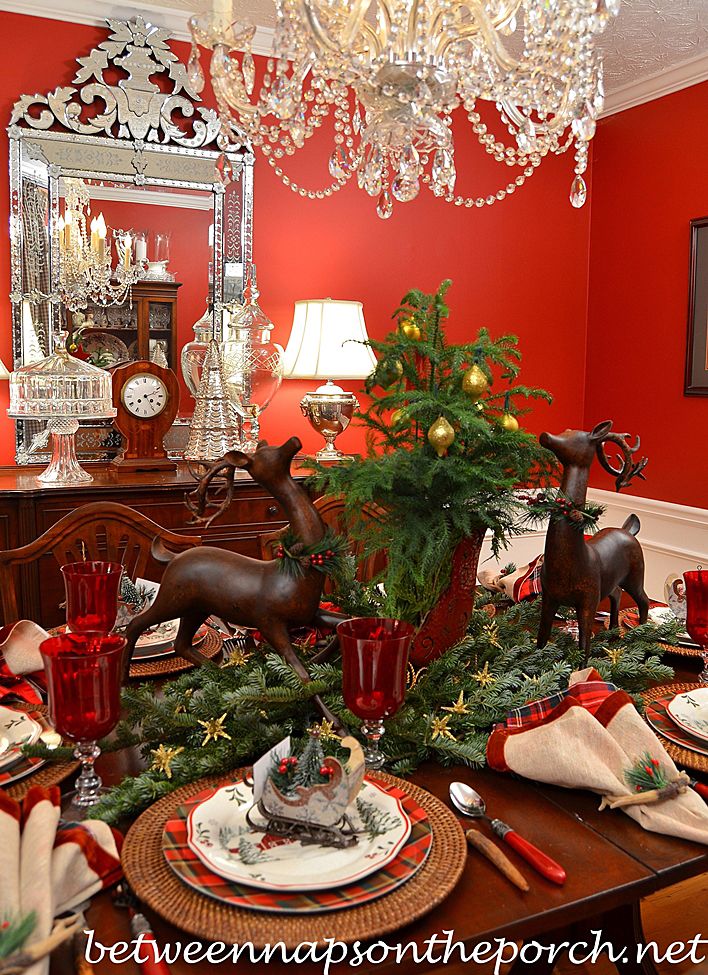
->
[625,753,669,793]
[274,529,348,578]
[521,490,606,533]
[23,596,674,825]
[309,280,557,625]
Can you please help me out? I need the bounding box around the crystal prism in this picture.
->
[569,175,587,208]
[328,145,351,180]
[187,44,205,94]
[376,189,393,219]
[431,148,455,196]
[216,152,235,186]
[391,175,420,203]
[399,143,420,178]
[516,118,536,154]
[352,106,362,135]
[572,115,596,141]
[242,52,255,95]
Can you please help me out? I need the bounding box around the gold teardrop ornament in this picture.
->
[462,364,489,401]
[428,416,455,457]
[390,408,408,428]
[500,413,519,432]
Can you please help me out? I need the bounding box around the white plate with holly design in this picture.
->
[667,688,708,744]
[186,778,411,892]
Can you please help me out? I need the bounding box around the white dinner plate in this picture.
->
[0,706,42,771]
[647,607,696,646]
[667,688,708,744]
[187,777,411,892]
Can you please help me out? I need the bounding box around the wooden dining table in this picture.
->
[49,656,708,975]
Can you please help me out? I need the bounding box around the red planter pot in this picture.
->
[410,530,485,665]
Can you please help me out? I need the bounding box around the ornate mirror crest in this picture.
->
[7,18,254,466]
[10,18,226,149]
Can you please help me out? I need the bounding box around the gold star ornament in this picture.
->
[308,719,341,744]
[221,645,253,668]
[605,647,624,665]
[472,660,496,688]
[150,744,184,779]
[442,691,470,716]
[198,713,232,746]
[430,714,457,741]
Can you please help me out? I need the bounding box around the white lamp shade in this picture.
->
[282,299,378,380]
[0,358,10,381]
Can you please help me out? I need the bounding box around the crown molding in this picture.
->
[0,0,275,54]
[602,51,708,117]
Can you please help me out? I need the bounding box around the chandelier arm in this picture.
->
[405,0,423,53]
[359,21,384,59]
[298,1,345,54]
[436,1,518,71]
[340,0,376,48]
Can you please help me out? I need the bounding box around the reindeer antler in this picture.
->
[595,432,648,492]
[186,455,243,528]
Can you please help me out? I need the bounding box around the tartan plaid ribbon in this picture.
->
[505,669,617,730]
[0,663,44,705]
[511,555,544,602]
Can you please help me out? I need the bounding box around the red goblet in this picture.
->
[61,561,122,634]
[684,571,708,683]
[337,617,415,770]
[39,632,125,819]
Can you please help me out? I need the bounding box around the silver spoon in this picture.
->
[450,781,566,885]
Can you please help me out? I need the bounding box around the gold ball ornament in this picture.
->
[400,319,421,341]
[390,408,408,428]
[462,364,489,401]
[500,413,520,432]
[378,360,404,388]
[427,416,455,457]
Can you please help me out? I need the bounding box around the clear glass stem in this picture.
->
[73,740,103,807]
[38,418,92,485]
[361,718,386,770]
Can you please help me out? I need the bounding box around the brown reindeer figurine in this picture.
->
[537,421,649,663]
[123,436,344,726]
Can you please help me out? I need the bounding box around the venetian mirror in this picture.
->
[8,17,253,463]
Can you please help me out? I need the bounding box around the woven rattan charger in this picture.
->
[129,626,222,678]
[642,682,708,775]
[122,771,466,948]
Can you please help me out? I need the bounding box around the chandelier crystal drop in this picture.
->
[191,0,618,218]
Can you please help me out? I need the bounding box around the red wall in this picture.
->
[0,11,593,464]
[584,81,708,509]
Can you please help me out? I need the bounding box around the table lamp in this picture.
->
[8,330,116,485]
[282,299,377,461]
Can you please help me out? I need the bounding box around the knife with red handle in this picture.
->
[488,818,567,885]
[690,779,708,802]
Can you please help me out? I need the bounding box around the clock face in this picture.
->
[121,373,169,419]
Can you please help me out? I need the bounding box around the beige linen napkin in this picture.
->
[0,620,49,675]
[0,785,121,975]
[487,670,708,845]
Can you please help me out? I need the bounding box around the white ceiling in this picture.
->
[1,0,707,115]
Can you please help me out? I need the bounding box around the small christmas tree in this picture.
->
[292,730,327,788]
[315,280,554,627]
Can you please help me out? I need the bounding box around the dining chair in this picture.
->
[0,500,201,625]
[259,494,387,591]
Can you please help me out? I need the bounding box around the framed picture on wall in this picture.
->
[685,216,708,395]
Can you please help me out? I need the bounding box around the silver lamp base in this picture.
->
[300,381,358,463]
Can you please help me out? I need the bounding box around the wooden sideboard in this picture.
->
[0,463,302,628]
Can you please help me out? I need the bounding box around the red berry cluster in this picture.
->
[277,756,298,774]
[319,765,334,778]
[309,549,334,566]
[276,547,285,559]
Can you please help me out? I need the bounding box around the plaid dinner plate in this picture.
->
[645,693,708,758]
[162,779,432,914]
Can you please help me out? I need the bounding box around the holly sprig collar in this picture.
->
[521,490,605,533]
[275,529,349,578]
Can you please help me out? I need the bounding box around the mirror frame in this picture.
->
[7,17,254,464]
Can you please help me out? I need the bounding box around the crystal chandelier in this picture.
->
[55,180,147,310]
[189,0,618,218]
